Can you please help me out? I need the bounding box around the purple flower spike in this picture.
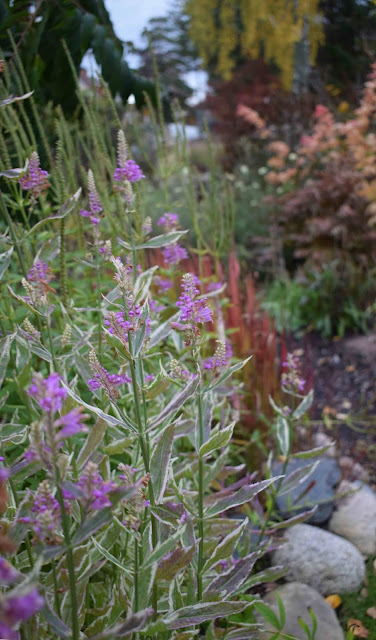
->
[0,622,19,640]
[27,373,67,413]
[162,243,188,266]
[4,588,44,625]
[158,212,179,230]
[79,170,102,226]
[55,408,89,439]
[114,159,144,183]
[27,261,52,284]
[19,151,49,201]
[0,558,20,586]
[77,462,117,511]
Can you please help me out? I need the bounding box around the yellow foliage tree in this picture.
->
[185,0,324,89]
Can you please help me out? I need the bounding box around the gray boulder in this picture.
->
[258,582,344,640]
[272,457,341,524]
[329,482,376,555]
[272,524,365,595]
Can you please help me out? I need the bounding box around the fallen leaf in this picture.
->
[346,365,355,372]
[361,588,368,598]
[366,607,376,620]
[347,619,369,638]
[326,594,342,609]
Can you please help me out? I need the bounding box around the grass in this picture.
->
[339,555,376,639]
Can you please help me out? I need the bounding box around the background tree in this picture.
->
[0,0,156,113]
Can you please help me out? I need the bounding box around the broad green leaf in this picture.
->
[199,421,235,457]
[205,552,261,595]
[204,356,252,392]
[0,246,13,280]
[201,518,247,574]
[293,389,314,420]
[118,229,188,251]
[164,601,251,630]
[150,374,199,429]
[275,415,290,457]
[150,422,175,503]
[156,544,195,580]
[206,477,280,517]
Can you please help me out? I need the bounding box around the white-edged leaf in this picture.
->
[150,422,175,503]
[293,389,314,419]
[206,477,280,518]
[275,415,290,457]
[24,189,81,238]
[204,356,252,392]
[201,518,247,573]
[164,601,251,630]
[118,229,188,251]
[205,551,261,595]
[150,374,199,429]
[90,537,133,576]
[0,92,33,108]
[291,443,335,459]
[199,421,235,457]
[278,461,319,496]
[0,246,13,280]
[0,333,16,388]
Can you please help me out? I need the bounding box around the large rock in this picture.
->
[272,457,341,524]
[329,482,376,555]
[272,524,365,595]
[258,582,344,640]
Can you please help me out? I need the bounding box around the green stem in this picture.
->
[95,245,102,362]
[52,560,62,617]
[0,191,27,278]
[46,318,58,372]
[60,218,68,308]
[56,483,80,640]
[197,390,204,601]
[134,536,139,612]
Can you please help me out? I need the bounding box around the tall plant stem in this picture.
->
[56,483,80,640]
[95,245,102,362]
[0,191,27,278]
[197,389,205,601]
[60,218,68,308]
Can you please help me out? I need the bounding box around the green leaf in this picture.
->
[164,601,251,630]
[90,536,133,576]
[23,189,81,238]
[62,382,137,433]
[118,229,188,251]
[204,356,252,392]
[278,461,319,496]
[275,593,286,630]
[238,566,287,593]
[142,528,183,570]
[150,422,175,503]
[199,421,235,457]
[41,599,71,639]
[275,415,290,457]
[291,443,335,459]
[267,507,317,530]
[104,436,133,455]
[206,478,280,518]
[87,608,154,639]
[155,544,195,580]
[205,552,261,595]
[7,286,44,316]
[148,312,179,348]
[150,374,199,429]
[133,265,158,301]
[293,389,314,420]
[201,518,247,574]
[0,246,13,280]
[0,91,33,108]
[72,509,112,545]
[0,333,16,389]
[253,601,281,630]
[77,419,107,470]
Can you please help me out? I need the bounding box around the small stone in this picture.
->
[272,524,365,595]
[312,432,336,457]
[272,457,340,524]
[257,582,344,640]
[329,482,376,555]
[338,457,368,482]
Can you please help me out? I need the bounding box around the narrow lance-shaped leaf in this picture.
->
[275,415,290,458]
[155,544,196,581]
[195,391,213,448]
[0,92,34,108]
[205,551,261,595]
[266,506,318,530]
[0,333,16,388]
[150,422,175,503]
[41,599,71,639]
[150,374,199,429]
[0,247,13,281]
[142,528,183,570]
[201,518,247,574]
[291,443,335,459]
[76,419,107,470]
[237,566,288,593]
[148,312,179,348]
[199,421,235,458]
[293,389,314,420]
[204,356,252,393]
[118,229,188,251]
[278,461,319,496]
[90,537,133,577]
[87,608,154,640]
[23,188,82,238]
[206,477,280,518]
[163,601,252,630]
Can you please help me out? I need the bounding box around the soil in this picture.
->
[286,331,376,484]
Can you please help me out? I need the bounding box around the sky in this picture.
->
[103,0,207,103]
